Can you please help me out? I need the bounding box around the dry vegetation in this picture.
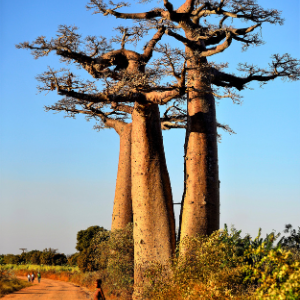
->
[0,268,31,298]
[2,225,299,299]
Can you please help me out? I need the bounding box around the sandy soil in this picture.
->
[2,277,93,300]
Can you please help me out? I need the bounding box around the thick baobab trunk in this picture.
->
[111,123,133,231]
[179,52,220,252]
[131,102,175,298]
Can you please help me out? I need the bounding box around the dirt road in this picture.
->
[3,277,92,300]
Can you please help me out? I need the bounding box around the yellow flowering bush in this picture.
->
[244,246,300,299]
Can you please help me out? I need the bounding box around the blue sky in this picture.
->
[0,0,299,255]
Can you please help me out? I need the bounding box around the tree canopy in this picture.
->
[76,225,107,252]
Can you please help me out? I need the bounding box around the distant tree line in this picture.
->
[0,226,109,269]
[0,248,68,266]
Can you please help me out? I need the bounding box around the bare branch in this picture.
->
[165,29,196,48]
[204,23,261,46]
[163,0,174,13]
[217,122,236,135]
[201,32,232,57]
[16,25,113,78]
[45,100,129,134]
[196,1,284,25]
[217,121,236,142]
[211,54,300,90]
[86,0,163,20]
[145,60,186,104]
[141,27,165,62]
[111,24,147,48]
[152,44,186,80]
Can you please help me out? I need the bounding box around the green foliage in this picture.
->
[77,228,110,272]
[76,226,107,252]
[280,224,300,251]
[101,223,134,295]
[2,264,79,273]
[243,246,300,299]
[75,225,109,272]
[218,225,282,267]
[1,250,67,267]
[1,249,68,266]
[67,253,80,267]
[38,249,67,266]
[40,251,53,265]
[144,225,300,300]
[77,248,97,272]
[88,223,134,298]
[2,254,20,265]
[26,250,42,265]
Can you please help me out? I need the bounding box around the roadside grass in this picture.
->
[2,264,79,273]
[0,268,31,298]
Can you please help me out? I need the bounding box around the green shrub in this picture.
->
[67,253,80,267]
[144,226,300,300]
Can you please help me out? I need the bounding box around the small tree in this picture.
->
[76,225,107,252]
[40,251,54,265]
[67,253,80,267]
[280,224,300,251]
[76,226,110,271]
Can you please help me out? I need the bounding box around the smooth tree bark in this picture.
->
[110,122,133,231]
[131,102,175,298]
[179,49,219,249]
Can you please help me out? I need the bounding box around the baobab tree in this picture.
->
[86,0,300,254]
[17,24,187,297]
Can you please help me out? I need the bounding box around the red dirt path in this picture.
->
[2,277,92,299]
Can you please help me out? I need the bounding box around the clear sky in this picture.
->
[0,0,299,255]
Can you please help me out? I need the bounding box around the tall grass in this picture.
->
[2,264,79,273]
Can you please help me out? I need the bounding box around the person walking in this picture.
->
[27,274,31,282]
[31,272,35,283]
[93,279,105,300]
[37,271,41,283]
